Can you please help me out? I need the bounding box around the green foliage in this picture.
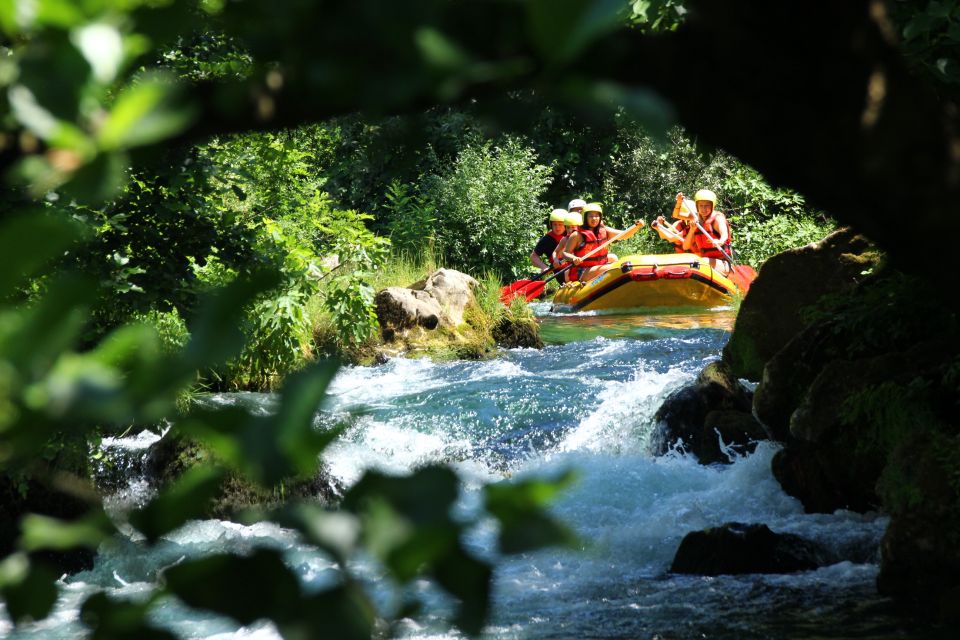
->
[323,275,379,348]
[131,309,190,355]
[384,179,438,259]
[734,214,835,266]
[890,0,960,88]
[1,212,573,634]
[628,0,687,32]
[425,137,554,278]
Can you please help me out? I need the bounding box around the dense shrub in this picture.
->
[424,137,554,279]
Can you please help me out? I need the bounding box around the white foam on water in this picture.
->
[100,427,165,451]
[556,363,691,454]
[327,357,448,409]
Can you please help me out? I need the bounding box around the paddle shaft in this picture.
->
[546,221,645,286]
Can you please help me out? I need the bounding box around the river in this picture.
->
[2,308,934,639]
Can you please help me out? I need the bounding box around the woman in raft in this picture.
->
[561,203,642,282]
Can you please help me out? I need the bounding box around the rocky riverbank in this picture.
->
[653,228,960,623]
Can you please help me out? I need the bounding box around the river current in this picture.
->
[3,308,931,639]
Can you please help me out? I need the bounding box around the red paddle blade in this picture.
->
[520,280,546,302]
[499,279,538,304]
[729,265,758,293]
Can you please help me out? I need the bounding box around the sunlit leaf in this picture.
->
[19,511,114,551]
[35,0,89,29]
[484,469,579,554]
[416,27,469,70]
[71,22,124,83]
[97,74,196,150]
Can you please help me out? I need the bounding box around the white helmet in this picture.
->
[549,208,568,222]
[568,198,587,210]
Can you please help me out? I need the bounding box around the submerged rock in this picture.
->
[650,361,763,463]
[146,429,343,519]
[670,522,833,575]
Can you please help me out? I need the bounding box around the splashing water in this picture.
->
[4,311,922,639]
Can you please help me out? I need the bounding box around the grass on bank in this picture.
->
[312,252,535,366]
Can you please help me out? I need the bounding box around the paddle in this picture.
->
[499,263,555,304]
[681,199,757,293]
[503,220,646,304]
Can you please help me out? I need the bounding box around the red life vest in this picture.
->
[673,221,690,254]
[692,212,732,259]
[573,227,609,269]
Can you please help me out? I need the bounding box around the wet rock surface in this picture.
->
[651,361,762,463]
[670,522,834,575]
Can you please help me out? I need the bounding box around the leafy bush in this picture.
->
[425,137,554,279]
[383,179,437,259]
[132,309,190,355]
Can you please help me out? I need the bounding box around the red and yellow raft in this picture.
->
[551,253,746,312]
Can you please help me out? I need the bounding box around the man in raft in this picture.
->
[562,202,642,282]
[677,189,733,274]
[530,208,569,271]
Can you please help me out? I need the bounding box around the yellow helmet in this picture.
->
[694,189,717,205]
[583,202,603,214]
[549,208,568,223]
[565,211,583,226]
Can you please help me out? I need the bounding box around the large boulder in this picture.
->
[410,268,479,326]
[670,522,833,575]
[723,228,880,381]
[876,434,960,623]
[376,269,480,342]
[375,287,442,339]
[767,339,951,514]
[650,361,764,463]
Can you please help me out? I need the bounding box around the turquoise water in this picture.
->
[2,311,935,639]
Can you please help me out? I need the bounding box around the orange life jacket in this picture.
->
[574,227,609,268]
[692,212,732,259]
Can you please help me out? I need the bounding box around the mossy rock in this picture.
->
[492,315,543,349]
[146,429,343,519]
[723,227,880,381]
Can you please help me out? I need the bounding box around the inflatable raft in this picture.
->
[551,253,742,312]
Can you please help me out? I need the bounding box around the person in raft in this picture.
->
[567,198,586,219]
[562,203,642,282]
[552,210,582,283]
[678,189,733,274]
[651,206,690,253]
[530,208,569,271]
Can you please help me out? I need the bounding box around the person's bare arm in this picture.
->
[530,250,549,270]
